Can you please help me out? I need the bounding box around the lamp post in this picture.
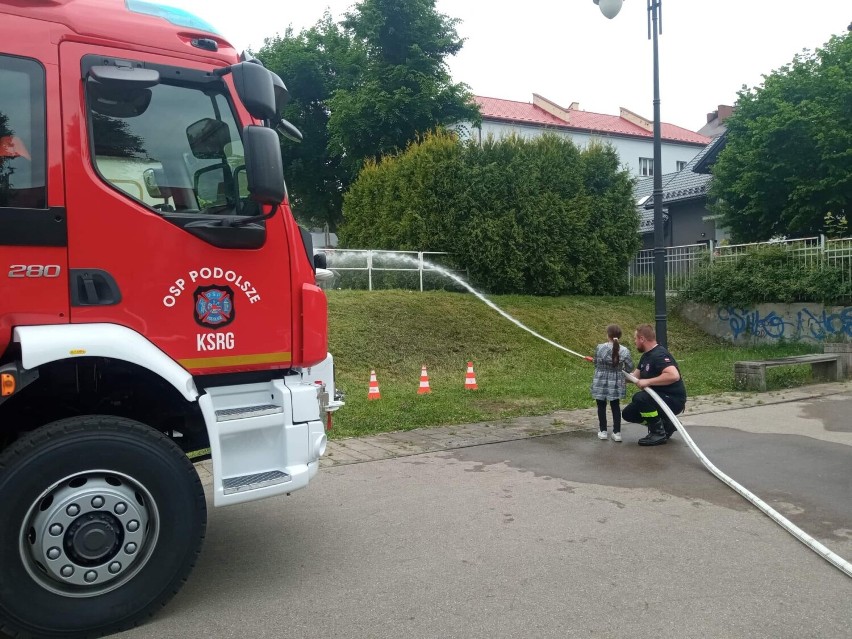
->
[594,0,667,347]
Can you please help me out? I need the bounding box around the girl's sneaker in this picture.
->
[611,432,623,442]
[597,430,608,440]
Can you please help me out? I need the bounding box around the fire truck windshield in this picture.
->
[87,78,259,219]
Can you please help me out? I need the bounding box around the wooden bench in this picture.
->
[734,354,841,391]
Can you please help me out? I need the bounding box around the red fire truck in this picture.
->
[0,1,341,636]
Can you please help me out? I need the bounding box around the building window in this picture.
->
[676,161,687,172]
[639,157,653,177]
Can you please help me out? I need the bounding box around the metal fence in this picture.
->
[826,237,852,290]
[628,243,708,295]
[628,235,852,295]
[319,249,466,291]
[714,236,824,266]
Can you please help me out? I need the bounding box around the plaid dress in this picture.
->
[590,342,634,401]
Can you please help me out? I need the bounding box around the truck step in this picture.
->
[215,404,282,421]
[223,470,291,495]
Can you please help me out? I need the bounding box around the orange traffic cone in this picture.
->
[368,370,381,400]
[464,361,478,390]
[417,365,431,395]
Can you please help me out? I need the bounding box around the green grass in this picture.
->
[328,290,820,438]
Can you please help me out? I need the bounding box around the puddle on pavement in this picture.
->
[446,428,852,541]
[800,395,852,433]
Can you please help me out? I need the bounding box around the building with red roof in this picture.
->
[469,94,711,179]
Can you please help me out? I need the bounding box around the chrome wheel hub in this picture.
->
[21,472,158,597]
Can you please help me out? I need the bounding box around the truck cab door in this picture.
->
[0,17,70,356]
[59,42,295,374]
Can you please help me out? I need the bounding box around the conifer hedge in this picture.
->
[338,132,640,295]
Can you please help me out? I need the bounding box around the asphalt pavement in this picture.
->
[112,380,852,639]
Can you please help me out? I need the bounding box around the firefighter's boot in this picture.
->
[638,420,668,446]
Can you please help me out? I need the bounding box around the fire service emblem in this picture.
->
[194,285,235,329]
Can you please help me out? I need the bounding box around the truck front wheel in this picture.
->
[0,416,207,638]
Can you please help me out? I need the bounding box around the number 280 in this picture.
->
[8,265,62,278]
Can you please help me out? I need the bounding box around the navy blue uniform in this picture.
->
[622,345,686,431]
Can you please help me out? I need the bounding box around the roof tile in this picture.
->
[475,96,711,146]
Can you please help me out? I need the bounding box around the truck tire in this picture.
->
[0,415,207,638]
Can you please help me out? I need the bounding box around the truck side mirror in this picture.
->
[142,167,166,199]
[227,62,276,121]
[270,72,289,123]
[268,73,303,143]
[242,125,286,204]
[276,119,303,144]
[186,118,231,159]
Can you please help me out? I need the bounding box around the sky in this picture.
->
[168,0,850,132]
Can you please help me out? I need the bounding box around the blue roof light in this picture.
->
[125,0,222,36]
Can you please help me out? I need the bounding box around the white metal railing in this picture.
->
[714,236,824,267]
[628,243,708,295]
[826,237,852,290]
[319,249,465,291]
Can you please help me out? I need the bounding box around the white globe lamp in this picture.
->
[594,0,624,19]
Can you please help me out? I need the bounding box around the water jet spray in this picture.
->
[362,253,595,361]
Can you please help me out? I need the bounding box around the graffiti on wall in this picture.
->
[718,306,852,341]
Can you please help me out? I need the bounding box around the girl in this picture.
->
[591,324,634,441]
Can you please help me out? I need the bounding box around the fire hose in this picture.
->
[623,371,852,579]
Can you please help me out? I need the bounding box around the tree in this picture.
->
[257,2,480,230]
[328,0,480,175]
[257,15,365,229]
[710,32,852,242]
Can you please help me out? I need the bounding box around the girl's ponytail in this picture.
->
[606,324,623,368]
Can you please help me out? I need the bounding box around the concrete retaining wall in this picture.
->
[679,301,852,345]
